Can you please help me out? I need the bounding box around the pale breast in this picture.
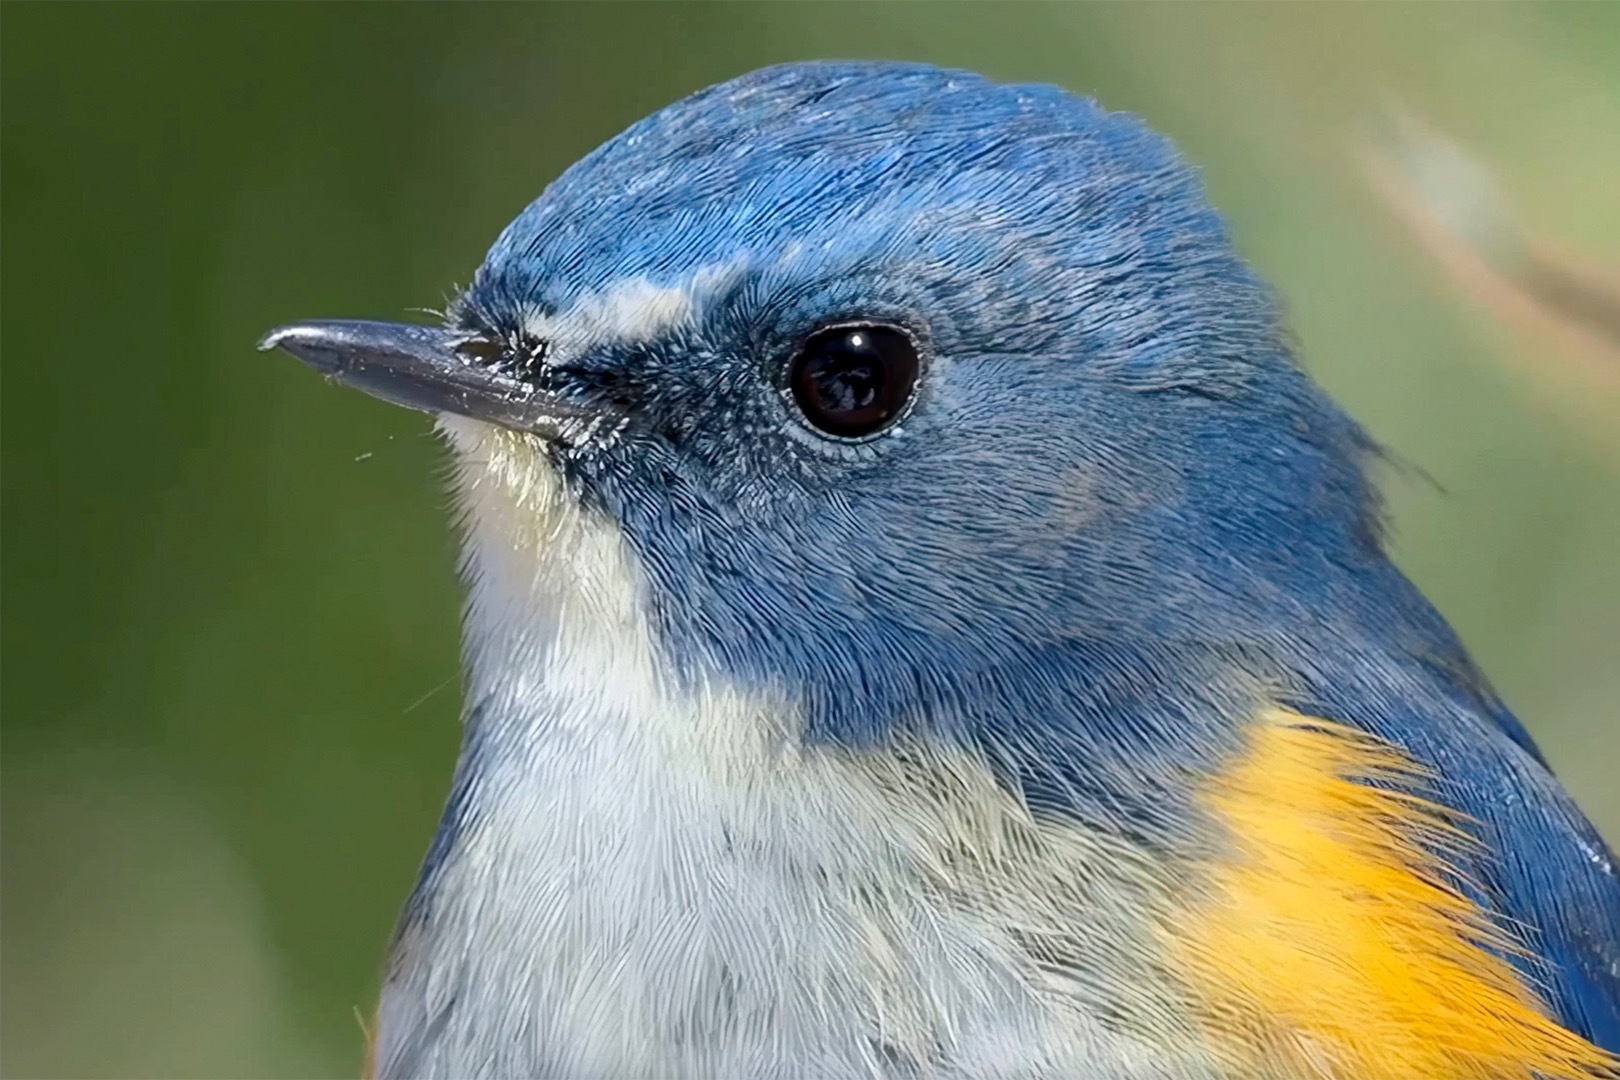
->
[372,419,1219,1079]
[374,698,1220,1080]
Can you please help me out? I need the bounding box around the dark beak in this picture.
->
[258,319,604,440]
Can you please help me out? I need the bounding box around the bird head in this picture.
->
[265,61,1391,756]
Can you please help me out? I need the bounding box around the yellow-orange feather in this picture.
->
[1171,709,1617,1079]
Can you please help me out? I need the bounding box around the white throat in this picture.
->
[371,418,1207,1080]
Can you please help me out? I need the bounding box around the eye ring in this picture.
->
[784,322,922,439]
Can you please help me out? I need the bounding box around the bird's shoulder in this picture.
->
[1174,704,1619,1076]
[961,635,1619,1072]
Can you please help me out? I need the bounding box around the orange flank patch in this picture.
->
[360,1002,379,1080]
[1173,709,1618,1080]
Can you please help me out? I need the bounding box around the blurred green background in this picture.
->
[3,4,1616,1077]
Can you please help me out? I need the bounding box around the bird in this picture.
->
[261,61,1620,1080]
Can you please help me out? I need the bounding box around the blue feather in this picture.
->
[454,60,1619,1048]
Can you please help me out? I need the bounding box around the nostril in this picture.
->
[452,332,551,380]
[453,335,506,367]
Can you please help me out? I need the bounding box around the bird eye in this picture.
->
[787,323,920,438]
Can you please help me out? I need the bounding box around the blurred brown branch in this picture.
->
[1363,110,1620,412]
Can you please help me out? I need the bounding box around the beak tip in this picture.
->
[257,323,309,354]
[257,322,356,380]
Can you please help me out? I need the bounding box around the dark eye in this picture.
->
[787,323,921,438]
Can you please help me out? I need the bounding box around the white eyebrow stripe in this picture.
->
[519,263,741,358]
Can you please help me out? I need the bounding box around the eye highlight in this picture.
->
[787,323,921,439]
